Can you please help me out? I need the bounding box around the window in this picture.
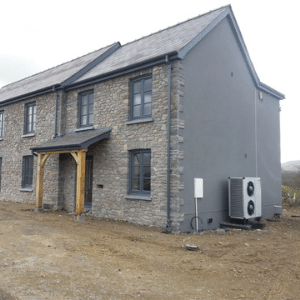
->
[129,150,151,195]
[131,76,152,120]
[22,156,33,188]
[0,157,2,191]
[24,103,36,134]
[0,111,3,138]
[79,90,94,127]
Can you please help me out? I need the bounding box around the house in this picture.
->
[0,6,284,232]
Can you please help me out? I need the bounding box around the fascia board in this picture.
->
[177,7,231,59]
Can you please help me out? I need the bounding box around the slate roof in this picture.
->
[30,128,111,152]
[72,7,226,83]
[0,5,285,102]
[0,43,119,103]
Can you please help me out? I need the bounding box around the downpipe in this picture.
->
[166,57,172,228]
[53,86,59,138]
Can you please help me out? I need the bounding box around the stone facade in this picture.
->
[0,62,185,231]
[0,92,59,207]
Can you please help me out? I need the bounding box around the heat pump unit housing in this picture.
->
[228,177,262,220]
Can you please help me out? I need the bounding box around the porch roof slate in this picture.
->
[30,127,111,153]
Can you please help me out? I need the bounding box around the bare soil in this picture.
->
[0,201,300,300]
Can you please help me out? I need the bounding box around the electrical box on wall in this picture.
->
[194,178,203,198]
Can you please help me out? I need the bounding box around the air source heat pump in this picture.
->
[228,177,262,220]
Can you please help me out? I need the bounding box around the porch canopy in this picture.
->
[30,127,111,215]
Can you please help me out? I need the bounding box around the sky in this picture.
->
[0,0,298,163]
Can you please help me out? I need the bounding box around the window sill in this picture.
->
[0,138,3,141]
[125,194,151,201]
[19,188,33,192]
[75,126,94,132]
[22,133,35,138]
[125,117,153,125]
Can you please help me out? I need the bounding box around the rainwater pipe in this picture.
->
[166,55,172,229]
[53,86,59,138]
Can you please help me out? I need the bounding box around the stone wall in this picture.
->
[59,63,184,229]
[0,62,185,230]
[0,92,59,207]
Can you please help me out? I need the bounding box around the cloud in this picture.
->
[0,55,42,88]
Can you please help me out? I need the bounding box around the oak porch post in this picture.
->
[35,153,50,209]
[74,150,87,215]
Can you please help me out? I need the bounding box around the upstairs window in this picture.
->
[25,102,36,134]
[22,156,33,188]
[0,111,3,138]
[131,76,152,120]
[79,90,94,128]
[129,150,151,195]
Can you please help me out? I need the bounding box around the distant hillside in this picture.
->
[282,160,300,172]
[282,160,300,187]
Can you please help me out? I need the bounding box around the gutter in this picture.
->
[0,85,61,108]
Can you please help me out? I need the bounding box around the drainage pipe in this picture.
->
[166,57,172,228]
[53,87,59,138]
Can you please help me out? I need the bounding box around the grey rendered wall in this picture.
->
[180,17,281,232]
[256,92,282,215]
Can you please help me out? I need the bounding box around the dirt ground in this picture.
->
[0,201,300,300]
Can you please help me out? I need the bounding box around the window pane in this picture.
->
[144,78,152,91]
[133,154,140,165]
[82,105,88,115]
[81,115,87,125]
[89,103,94,114]
[134,94,141,105]
[143,179,150,191]
[133,166,140,176]
[89,113,94,124]
[133,82,141,94]
[27,122,31,133]
[82,95,88,106]
[143,153,151,165]
[143,103,152,116]
[133,105,141,118]
[89,94,94,104]
[23,156,33,188]
[144,92,152,103]
[132,177,140,191]
[143,166,151,178]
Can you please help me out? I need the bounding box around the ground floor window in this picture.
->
[129,149,151,195]
[22,156,33,188]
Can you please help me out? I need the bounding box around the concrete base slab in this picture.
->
[76,215,85,222]
[34,208,43,213]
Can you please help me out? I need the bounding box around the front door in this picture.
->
[84,155,93,211]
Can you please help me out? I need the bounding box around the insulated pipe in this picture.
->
[53,87,59,138]
[166,58,172,228]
